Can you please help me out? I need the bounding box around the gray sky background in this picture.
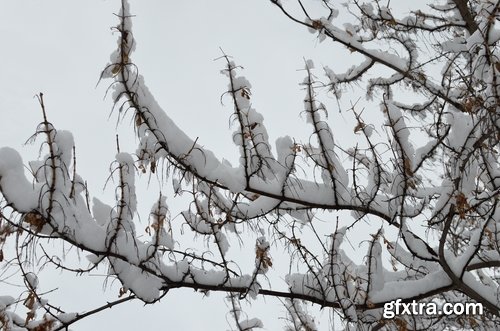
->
[0,1,378,330]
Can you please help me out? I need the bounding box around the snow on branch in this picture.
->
[1,0,500,330]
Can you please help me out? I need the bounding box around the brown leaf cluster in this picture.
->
[255,246,272,269]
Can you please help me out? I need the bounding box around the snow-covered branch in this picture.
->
[1,0,500,330]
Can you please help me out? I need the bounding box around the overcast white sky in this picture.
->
[0,1,386,330]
